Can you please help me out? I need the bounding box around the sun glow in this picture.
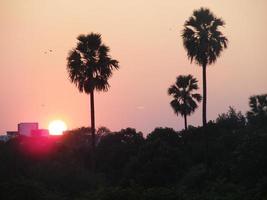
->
[48,120,67,135]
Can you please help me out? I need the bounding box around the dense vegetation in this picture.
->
[0,95,267,200]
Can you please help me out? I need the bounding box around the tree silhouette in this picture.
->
[182,8,228,126]
[67,33,119,168]
[247,94,267,125]
[168,75,202,130]
[216,106,246,129]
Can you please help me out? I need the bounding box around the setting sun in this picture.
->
[48,120,67,135]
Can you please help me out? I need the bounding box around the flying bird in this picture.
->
[44,49,53,54]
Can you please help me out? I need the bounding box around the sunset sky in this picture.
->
[0,0,267,135]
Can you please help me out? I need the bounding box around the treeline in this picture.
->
[0,95,267,200]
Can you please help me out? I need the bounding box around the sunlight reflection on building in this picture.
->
[0,122,50,142]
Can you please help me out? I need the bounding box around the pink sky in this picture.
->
[1,0,267,134]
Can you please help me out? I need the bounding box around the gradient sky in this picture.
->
[1,0,267,135]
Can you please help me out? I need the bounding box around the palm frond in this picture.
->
[182,8,228,66]
[168,75,201,118]
[67,33,119,94]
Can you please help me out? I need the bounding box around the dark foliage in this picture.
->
[1,99,267,199]
[247,94,267,126]
[216,106,246,129]
[96,128,144,184]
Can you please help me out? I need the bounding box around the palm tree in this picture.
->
[168,75,202,130]
[67,33,119,166]
[247,94,267,125]
[182,8,228,126]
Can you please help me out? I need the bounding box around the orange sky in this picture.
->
[0,0,267,134]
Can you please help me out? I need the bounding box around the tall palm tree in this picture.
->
[168,75,202,130]
[67,33,119,165]
[182,8,228,126]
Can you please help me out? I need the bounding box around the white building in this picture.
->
[18,122,38,136]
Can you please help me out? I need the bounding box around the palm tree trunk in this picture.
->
[90,90,96,171]
[202,64,207,126]
[202,64,209,173]
[184,114,188,131]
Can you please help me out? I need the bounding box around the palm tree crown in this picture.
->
[247,94,267,125]
[182,7,228,66]
[247,94,267,116]
[168,75,201,130]
[67,33,119,94]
